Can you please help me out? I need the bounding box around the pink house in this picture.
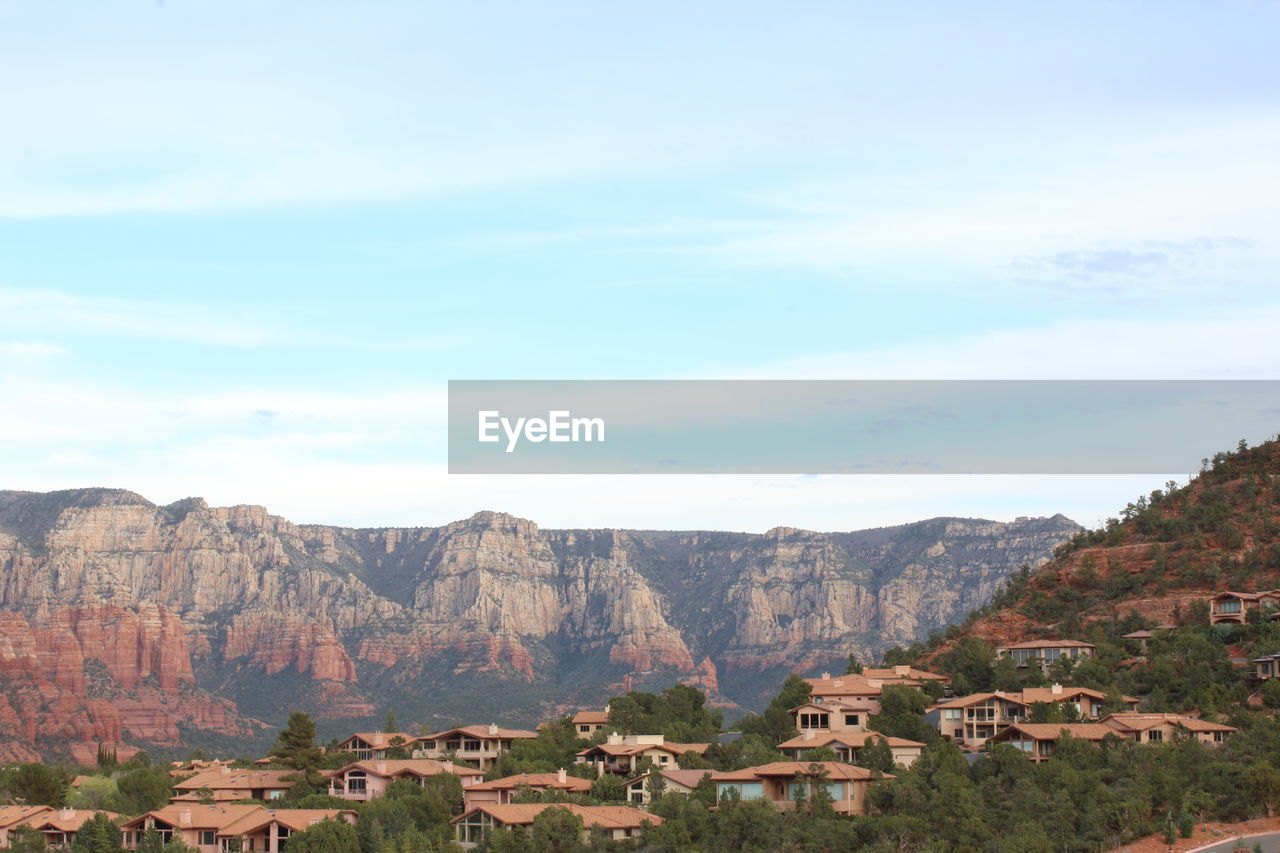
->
[326,760,483,801]
[461,770,592,810]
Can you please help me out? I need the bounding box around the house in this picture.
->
[790,699,872,734]
[1209,590,1280,625]
[995,640,1095,671]
[987,723,1116,761]
[570,710,610,737]
[622,769,712,806]
[25,811,123,848]
[800,676,887,719]
[326,759,484,801]
[413,724,539,770]
[461,770,592,810]
[169,760,234,778]
[170,768,297,803]
[451,803,661,847]
[575,734,710,776]
[0,806,55,847]
[1100,713,1237,745]
[120,805,356,853]
[859,666,950,686]
[927,692,1030,748]
[336,732,419,761]
[1016,684,1139,719]
[1252,653,1280,681]
[711,762,891,816]
[776,730,925,768]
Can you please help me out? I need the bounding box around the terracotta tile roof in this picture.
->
[1017,686,1139,705]
[28,811,122,833]
[0,806,55,830]
[995,723,1115,742]
[623,769,713,790]
[338,732,418,750]
[1122,630,1154,639]
[450,803,662,830]
[1212,589,1280,601]
[932,692,1031,709]
[571,711,610,725]
[803,675,885,697]
[172,769,297,792]
[423,725,539,740]
[712,761,893,783]
[578,742,710,757]
[330,759,483,779]
[997,639,1096,650]
[776,731,924,749]
[1101,713,1238,733]
[216,809,356,837]
[467,773,592,792]
[860,667,948,681]
[120,804,264,832]
[170,790,254,803]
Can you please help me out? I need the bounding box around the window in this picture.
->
[457,813,490,845]
[579,725,590,733]
[1218,600,1242,614]
[798,713,829,729]
[844,714,860,726]
[1148,730,1163,742]
[657,755,669,764]
[347,771,367,792]
[199,833,216,847]
[944,709,961,720]
[719,783,764,800]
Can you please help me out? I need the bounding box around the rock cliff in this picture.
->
[0,488,1078,760]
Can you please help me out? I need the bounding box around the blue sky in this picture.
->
[1,1,1278,531]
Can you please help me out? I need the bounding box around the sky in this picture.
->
[1,1,1278,533]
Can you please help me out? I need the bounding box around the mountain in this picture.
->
[0,487,1079,761]
[924,437,1280,657]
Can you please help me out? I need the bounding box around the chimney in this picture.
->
[488,723,499,736]
[994,689,1003,696]
[220,765,230,775]
[376,762,387,775]
[1051,683,1063,695]
[179,810,192,826]
[443,761,454,773]
[894,665,909,676]
[607,732,623,746]
[803,730,815,741]
[821,672,830,680]
[60,810,74,821]
[556,768,567,784]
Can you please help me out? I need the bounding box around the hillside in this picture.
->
[0,488,1077,761]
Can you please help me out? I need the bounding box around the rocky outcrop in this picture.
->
[0,488,1078,759]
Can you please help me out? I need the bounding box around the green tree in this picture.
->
[70,813,122,853]
[844,655,863,675]
[1261,679,1280,709]
[3,763,68,806]
[1246,762,1280,818]
[736,674,812,743]
[274,710,324,775]
[589,773,626,803]
[286,819,361,853]
[859,736,896,773]
[113,765,175,814]
[6,827,47,853]
[529,806,585,853]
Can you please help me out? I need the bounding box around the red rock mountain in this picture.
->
[0,488,1077,761]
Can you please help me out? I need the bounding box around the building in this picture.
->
[336,732,419,761]
[711,762,891,816]
[451,803,661,847]
[987,723,1116,761]
[120,805,356,853]
[461,770,592,810]
[859,666,950,686]
[1016,684,1139,719]
[1209,590,1280,625]
[927,686,1139,749]
[0,807,56,847]
[995,640,1096,671]
[170,769,297,803]
[790,699,871,734]
[326,760,483,801]
[776,730,925,768]
[24,810,123,848]
[413,724,539,770]
[1253,653,1280,681]
[622,769,712,806]
[570,710,610,737]
[575,733,710,776]
[1100,713,1237,745]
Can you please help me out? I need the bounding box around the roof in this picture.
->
[338,732,418,750]
[170,790,256,803]
[992,723,1115,742]
[777,731,924,750]
[624,769,713,790]
[29,812,123,833]
[329,759,483,779]
[860,667,948,682]
[422,725,539,740]
[713,762,893,783]
[1100,713,1238,734]
[450,803,662,830]
[577,741,710,758]
[1017,686,1139,705]
[0,806,55,830]
[1212,589,1280,601]
[1122,630,1153,639]
[571,711,610,725]
[173,769,297,792]
[803,675,886,697]
[120,805,264,832]
[996,639,1096,650]
[467,773,592,792]
[216,809,356,837]
[932,692,1031,710]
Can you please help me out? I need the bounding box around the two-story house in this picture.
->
[336,732,419,761]
[412,724,539,770]
[326,760,483,801]
[927,691,1030,748]
[776,730,925,768]
[170,769,297,803]
[1100,713,1237,745]
[987,723,1116,761]
[622,769,711,806]
[995,640,1096,672]
[570,710,610,737]
[711,762,891,816]
[1209,590,1280,625]
[575,734,710,776]
[451,803,661,847]
[120,805,356,853]
[461,770,592,810]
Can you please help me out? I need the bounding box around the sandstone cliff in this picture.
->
[0,488,1078,760]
